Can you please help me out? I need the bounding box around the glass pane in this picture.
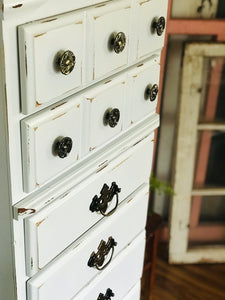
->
[172,0,225,19]
[188,196,225,247]
[217,1,225,18]
[193,130,225,188]
[199,57,225,123]
[200,195,225,222]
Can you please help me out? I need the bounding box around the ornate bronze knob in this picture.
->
[145,84,159,102]
[58,50,76,75]
[88,237,117,270]
[97,289,115,300]
[90,182,121,217]
[111,32,126,54]
[104,108,120,128]
[152,17,166,36]
[54,137,73,158]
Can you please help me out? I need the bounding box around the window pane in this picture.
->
[200,195,225,222]
[188,196,225,247]
[194,130,225,188]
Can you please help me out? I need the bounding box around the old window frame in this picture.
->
[169,43,225,263]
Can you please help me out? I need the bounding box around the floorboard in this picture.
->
[150,244,225,300]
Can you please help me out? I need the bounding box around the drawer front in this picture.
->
[84,76,127,153]
[137,0,167,59]
[18,0,167,114]
[19,12,85,114]
[24,135,153,275]
[128,59,160,123]
[87,1,131,82]
[27,186,149,300]
[21,63,158,193]
[123,282,141,300]
[21,96,82,192]
[73,233,145,300]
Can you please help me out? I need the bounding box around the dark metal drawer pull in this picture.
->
[145,84,159,102]
[53,136,73,158]
[98,289,115,300]
[57,50,76,75]
[88,237,117,270]
[104,108,120,128]
[89,182,121,217]
[152,16,166,36]
[111,32,126,54]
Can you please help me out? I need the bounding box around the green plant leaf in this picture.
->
[150,175,175,196]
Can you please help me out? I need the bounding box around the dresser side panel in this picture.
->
[0,21,17,300]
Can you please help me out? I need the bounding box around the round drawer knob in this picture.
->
[152,16,166,36]
[146,84,159,102]
[58,50,76,75]
[112,32,126,54]
[104,108,120,128]
[54,137,73,158]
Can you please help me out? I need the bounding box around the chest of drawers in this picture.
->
[0,0,167,299]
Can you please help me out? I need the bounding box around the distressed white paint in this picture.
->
[128,58,160,124]
[73,237,144,300]
[197,123,225,130]
[27,187,148,299]
[3,0,108,21]
[0,0,167,299]
[137,0,168,59]
[16,0,167,114]
[169,43,225,264]
[83,75,127,152]
[24,137,153,275]
[21,63,159,193]
[19,11,85,114]
[21,96,83,192]
[170,247,225,264]
[0,21,17,300]
[14,115,159,219]
[192,188,225,196]
[169,46,203,261]
[87,1,131,82]
[14,117,158,300]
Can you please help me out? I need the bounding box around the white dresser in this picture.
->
[0,0,167,299]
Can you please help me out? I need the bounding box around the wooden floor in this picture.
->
[150,245,225,300]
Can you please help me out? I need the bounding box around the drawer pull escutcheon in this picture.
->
[54,136,73,158]
[88,237,117,270]
[104,108,120,128]
[97,289,115,300]
[145,84,159,102]
[57,50,76,75]
[152,16,166,36]
[90,182,121,216]
[111,32,126,54]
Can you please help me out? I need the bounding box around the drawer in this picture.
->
[24,135,153,275]
[83,75,127,153]
[21,96,83,192]
[128,59,160,124]
[137,0,167,59]
[87,1,131,82]
[123,282,141,300]
[72,233,145,300]
[19,11,85,114]
[26,185,149,299]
